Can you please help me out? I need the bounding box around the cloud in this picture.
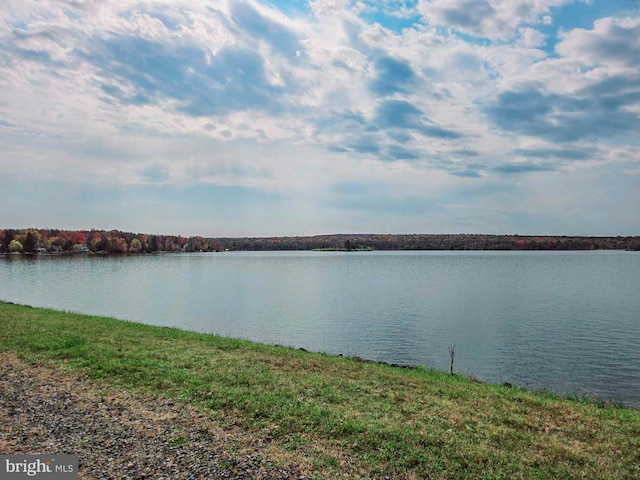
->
[451,169,483,178]
[314,110,367,135]
[1,0,639,236]
[482,15,640,151]
[556,16,640,68]
[484,78,640,142]
[368,55,417,95]
[373,99,422,128]
[315,98,461,162]
[95,37,285,116]
[331,181,435,215]
[420,0,496,37]
[517,27,546,48]
[348,139,381,154]
[372,100,461,138]
[450,149,480,157]
[384,144,422,161]
[418,0,574,40]
[230,0,302,58]
[493,162,558,174]
[513,147,592,160]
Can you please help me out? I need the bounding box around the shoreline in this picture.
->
[1,300,637,407]
[3,248,640,257]
[0,299,636,409]
[3,228,640,255]
[1,301,638,478]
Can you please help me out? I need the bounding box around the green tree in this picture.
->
[150,235,161,252]
[9,239,23,253]
[129,238,142,253]
[23,232,37,253]
[3,229,16,253]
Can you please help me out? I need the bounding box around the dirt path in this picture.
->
[0,351,310,479]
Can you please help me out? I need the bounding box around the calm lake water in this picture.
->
[1,250,639,406]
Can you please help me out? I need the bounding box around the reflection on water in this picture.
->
[1,250,639,406]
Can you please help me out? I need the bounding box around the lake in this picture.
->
[1,250,639,406]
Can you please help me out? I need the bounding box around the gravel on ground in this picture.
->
[0,351,312,479]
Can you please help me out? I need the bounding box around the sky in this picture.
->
[1,0,639,237]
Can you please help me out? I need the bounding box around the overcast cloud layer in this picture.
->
[1,0,639,236]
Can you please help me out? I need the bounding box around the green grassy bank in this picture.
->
[1,301,638,479]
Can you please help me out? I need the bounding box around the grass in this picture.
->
[1,300,638,479]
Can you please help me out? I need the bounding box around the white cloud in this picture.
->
[418,0,574,41]
[517,27,546,48]
[556,16,640,68]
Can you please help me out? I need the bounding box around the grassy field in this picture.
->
[0,301,638,479]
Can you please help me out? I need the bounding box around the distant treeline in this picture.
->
[2,228,640,254]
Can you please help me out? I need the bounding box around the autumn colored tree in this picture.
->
[108,236,127,254]
[88,231,102,252]
[138,235,149,252]
[49,236,64,248]
[69,231,86,247]
[186,236,206,252]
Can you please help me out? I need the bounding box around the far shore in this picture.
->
[2,228,639,255]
